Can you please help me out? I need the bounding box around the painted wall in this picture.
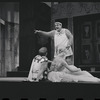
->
[51,2,100,63]
[52,2,100,19]
[51,2,100,34]
[0,2,19,76]
[0,2,19,24]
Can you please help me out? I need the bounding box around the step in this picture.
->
[0,81,100,99]
[7,71,29,77]
[7,71,100,78]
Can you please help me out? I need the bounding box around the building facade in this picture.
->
[0,2,19,76]
[51,2,100,70]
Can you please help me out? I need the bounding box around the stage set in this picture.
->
[1,2,100,100]
[0,79,100,100]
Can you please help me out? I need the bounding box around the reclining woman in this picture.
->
[47,54,100,83]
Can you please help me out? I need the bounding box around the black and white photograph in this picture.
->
[0,1,100,100]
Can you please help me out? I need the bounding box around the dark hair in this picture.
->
[55,22,62,26]
[65,56,72,59]
[38,47,47,56]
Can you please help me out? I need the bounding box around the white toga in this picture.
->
[54,28,73,58]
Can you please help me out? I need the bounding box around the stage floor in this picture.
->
[0,77,27,82]
[0,77,100,99]
[0,77,100,84]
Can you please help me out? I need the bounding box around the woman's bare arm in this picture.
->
[61,58,81,72]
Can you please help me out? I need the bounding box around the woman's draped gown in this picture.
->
[48,57,100,83]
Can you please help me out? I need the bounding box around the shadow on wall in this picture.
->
[19,2,51,71]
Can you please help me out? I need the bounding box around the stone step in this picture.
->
[7,71,100,78]
[0,81,100,99]
[7,71,29,77]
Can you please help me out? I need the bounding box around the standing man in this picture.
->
[35,22,73,61]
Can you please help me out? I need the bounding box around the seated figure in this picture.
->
[27,47,48,82]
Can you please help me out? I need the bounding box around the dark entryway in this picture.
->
[19,2,51,71]
[74,13,100,69]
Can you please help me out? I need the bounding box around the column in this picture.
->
[68,17,74,64]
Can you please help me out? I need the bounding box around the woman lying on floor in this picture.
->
[47,54,100,83]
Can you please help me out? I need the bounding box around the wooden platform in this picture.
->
[7,71,100,78]
[0,77,100,100]
[0,77,27,82]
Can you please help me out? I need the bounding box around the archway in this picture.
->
[19,2,51,71]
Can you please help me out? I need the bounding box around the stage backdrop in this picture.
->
[19,2,51,71]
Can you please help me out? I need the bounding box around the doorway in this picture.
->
[19,2,51,71]
[74,13,100,68]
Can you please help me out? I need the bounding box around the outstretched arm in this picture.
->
[35,30,55,37]
[61,58,81,72]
